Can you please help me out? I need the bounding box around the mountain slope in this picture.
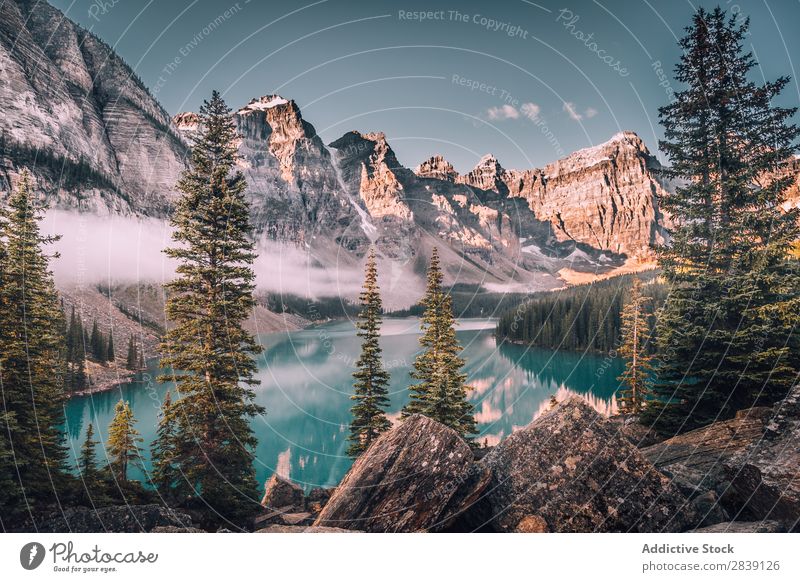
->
[0,0,187,215]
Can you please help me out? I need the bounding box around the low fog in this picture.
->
[43,210,368,301]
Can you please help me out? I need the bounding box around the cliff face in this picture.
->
[451,132,669,257]
[231,96,364,249]
[0,0,188,216]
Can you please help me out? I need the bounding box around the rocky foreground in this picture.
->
[37,386,800,533]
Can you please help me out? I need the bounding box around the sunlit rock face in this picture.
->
[0,0,188,215]
[229,96,365,249]
[452,132,670,258]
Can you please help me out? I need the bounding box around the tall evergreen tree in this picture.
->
[106,330,115,362]
[402,248,476,440]
[65,306,87,390]
[125,335,137,370]
[89,319,106,363]
[106,400,142,483]
[150,391,181,499]
[0,170,71,523]
[159,90,264,527]
[347,248,391,457]
[617,278,654,414]
[643,8,800,434]
[78,423,99,484]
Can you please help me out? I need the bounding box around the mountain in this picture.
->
[0,0,709,307]
[0,0,187,216]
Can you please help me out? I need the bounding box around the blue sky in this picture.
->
[51,0,800,172]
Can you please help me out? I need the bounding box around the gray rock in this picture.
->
[314,414,488,532]
[36,505,195,533]
[261,474,305,510]
[723,387,800,530]
[642,407,772,500]
[151,526,206,533]
[480,397,696,532]
[306,487,333,513]
[692,521,786,533]
[256,525,358,533]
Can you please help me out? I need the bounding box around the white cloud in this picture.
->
[563,101,583,121]
[486,104,519,120]
[520,102,541,120]
[563,102,598,121]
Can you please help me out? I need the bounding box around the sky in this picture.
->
[50,0,800,173]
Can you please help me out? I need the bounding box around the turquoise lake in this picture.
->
[63,318,625,491]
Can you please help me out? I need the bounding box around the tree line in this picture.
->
[496,272,666,353]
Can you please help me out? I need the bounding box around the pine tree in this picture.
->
[0,170,71,523]
[78,423,99,484]
[642,8,800,434]
[617,278,653,414]
[158,90,264,528]
[106,330,115,362]
[65,306,87,390]
[106,400,143,483]
[89,319,106,363]
[347,248,391,457]
[402,248,476,440]
[125,335,137,370]
[150,391,182,499]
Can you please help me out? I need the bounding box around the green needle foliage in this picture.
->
[616,278,654,414]
[106,400,143,483]
[403,248,476,440]
[150,391,180,501]
[157,90,264,528]
[347,248,391,457]
[643,7,800,435]
[0,170,71,524]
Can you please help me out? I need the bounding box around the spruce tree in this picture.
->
[402,248,476,440]
[106,400,143,483]
[617,278,653,414]
[347,248,391,457]
[159,90,264,528]
[78,423,99,485]
[0,170,71,523]
[106,330,115,362]
[89,319,106,363]
[150,391,181,500]
[125,335,137,370]
[642,8,800,434]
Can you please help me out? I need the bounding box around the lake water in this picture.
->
[63,318,624,491]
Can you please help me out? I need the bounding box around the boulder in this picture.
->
[692,521,785,533]
[151,526,206,533]
[261,474,305,510]
[306,487,333,513]
[254,507,313,528]
[609,414,662,448]
[36,505,195,533]
[723,387,800,529]
[480,397,696,532]
[314,414,489,532]
[256,525,358,533]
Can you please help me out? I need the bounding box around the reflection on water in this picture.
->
[64,318,624,490]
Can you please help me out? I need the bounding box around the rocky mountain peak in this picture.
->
[457,153,508,194]
[416,155,458,182]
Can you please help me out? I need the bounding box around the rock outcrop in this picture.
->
[722,386,800,529]
[35,505,196,533]
[314,414,490,532]
[480,397,696,532]
[0,0,188,215]
[261,474,305,509]
[642,407,772,499]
